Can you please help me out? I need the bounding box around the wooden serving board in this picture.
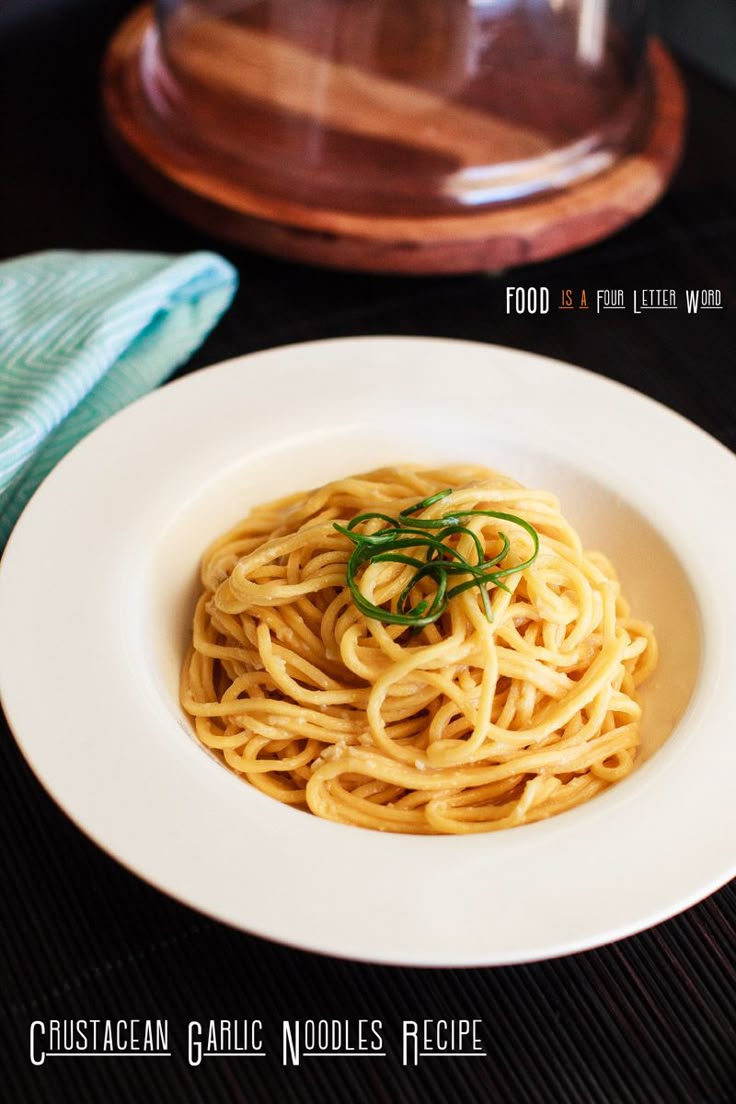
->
[103,5,686,275]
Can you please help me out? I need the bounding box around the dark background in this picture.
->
[1,2,735,1102]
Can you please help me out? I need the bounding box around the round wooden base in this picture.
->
[103,6,686,275]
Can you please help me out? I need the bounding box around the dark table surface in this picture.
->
[1,4,735,1102]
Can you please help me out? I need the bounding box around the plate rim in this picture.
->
[1,335,735,967]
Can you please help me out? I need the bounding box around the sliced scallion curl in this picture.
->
[333,490,539,629]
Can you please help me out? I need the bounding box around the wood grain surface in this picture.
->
[102,5,686,273]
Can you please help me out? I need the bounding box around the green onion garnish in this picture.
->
[333,489,539,629]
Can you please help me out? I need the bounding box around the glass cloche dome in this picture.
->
[139,0,652,216]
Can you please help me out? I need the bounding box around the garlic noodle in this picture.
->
[181,465,657,834]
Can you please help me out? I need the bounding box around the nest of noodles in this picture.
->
[181,465,657,834]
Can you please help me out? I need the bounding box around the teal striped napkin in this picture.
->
[0,249,238,547]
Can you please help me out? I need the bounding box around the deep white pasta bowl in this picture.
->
[0,336,733,966]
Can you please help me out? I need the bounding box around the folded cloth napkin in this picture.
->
[0,249,238,547]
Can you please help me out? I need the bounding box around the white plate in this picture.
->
[1,337,734,966]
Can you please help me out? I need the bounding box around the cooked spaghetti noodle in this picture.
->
[181,466,657,833]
